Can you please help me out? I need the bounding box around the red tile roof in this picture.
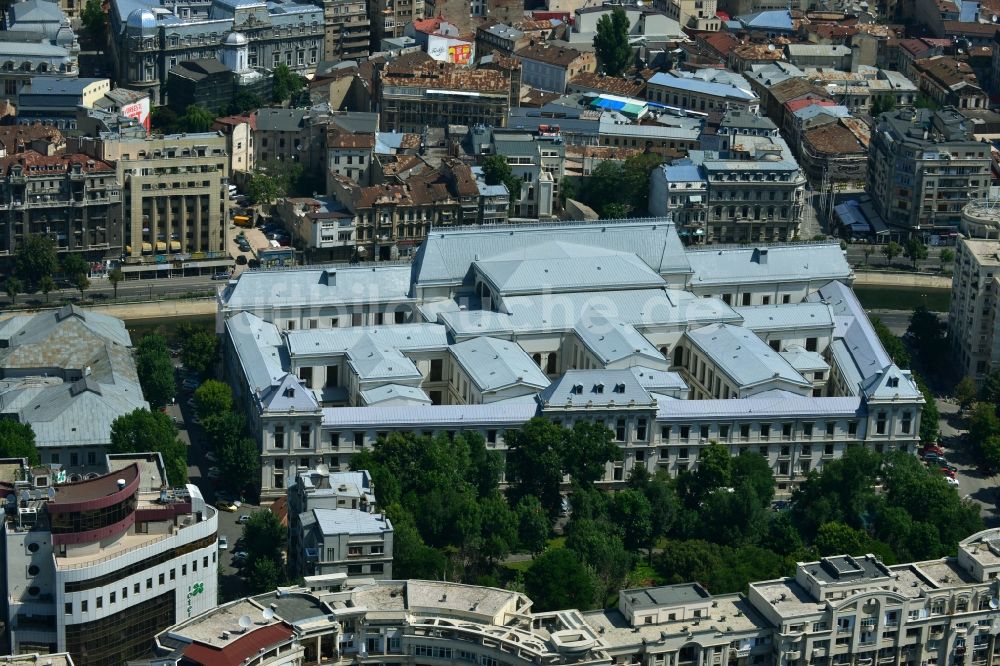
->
[0,150,116,176]
[183,624,295,666]
[785,98,837,113]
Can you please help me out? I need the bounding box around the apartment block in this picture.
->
[948,237,1000,381]
[319,0,370,62]
[1,454,218,665]
[868,107,991,239]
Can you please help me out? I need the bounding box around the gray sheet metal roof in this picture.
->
[686,323,810,389]
[735,302,834,332]
[313,507,392,536]
[474,243,667,295]
[287,324,448,358]
[226,312,287,394]
[450,337,550,392]
[806,280,890,383]
[687,244,851,286]
[222,265,413,310]
[322,402,539,427]
[779,345,829,373]
[648,72,758,101]
[410,218,692,287]
[629,366,688,392]
[360,384,432,405]
[260,373,319,412]
[574,315,665,365]
[347,337,421,382]
[539,369,657,408]
[656,395,865,420]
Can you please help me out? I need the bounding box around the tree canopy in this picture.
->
[193,380,232,422]
[593,7,632,77]
[481,154,521,205]
[135,334,176,409]
[525,549,598,611]
[15,234,58,289]
[109,409,188,485]
[574,153,664,218]
[0,420,39,465]
[179,324,219,377]
[272,64,304,102]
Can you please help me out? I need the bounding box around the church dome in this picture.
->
[223,31,249,46]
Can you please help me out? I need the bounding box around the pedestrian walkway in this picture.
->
[854,271,951,289]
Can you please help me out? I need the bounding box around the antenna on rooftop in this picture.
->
[47,487,56,499]
[262,608,275,621]
[316,463,330,476]
[238,615,252,630]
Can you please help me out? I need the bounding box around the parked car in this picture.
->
[219,535,229,550]
[216,501,237,512]
[232,550,248,564]
[213,271,231,280]
[921,445,945,456]
[922,452,946,464]
[939,467,957,479]
[945,477,960,487]
[204,451,217,463]
[237,514,251,524]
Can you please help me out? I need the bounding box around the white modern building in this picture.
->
[218,219,919,502]
[149,527,1000,666]
[1,454,218,666]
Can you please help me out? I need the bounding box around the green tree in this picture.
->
[863,245,874,266]
[392,513,448,579]
[109,409,188,485]
[15,234,58,288]
[602,202,631,219]
[135,334,176,409]
[956,376,978,411]
[202,411,246,452]
[0,420,40,465]
[218,436,261,496]
[151,106,179,133]
[4,276,22,305]
[179,323,219,376]
[980,369,1000,406]
[180,104,214,132]
[612,489,653,552]
[81,0,105,37]
[814,521,871,556]
[871,317,910,368]
[881,241,902,267]
[562,420,621,485]
[871,95,895,117]
[566,518,632,606]
[230,91,263,115]
[247,556,283,593]
[243,509,285,563]
[247,170,284,205]
[969,402,1000,445]
[61,253,89,280]
[505,418,569,517]
[979,436,1000,475]
[677,442,732,508]
[515,495,550,555]
[477,492,518,563]
[593,6,631,76]
[940,247,955,270]
[73,273,90,296]
[107,268,124,299]
[904,237,928,268]
[913,373,939,444]
[39,275,54,303]
[481,154,521,204]
[193,379,233,421]
[272,64,304,102]
[525,549,597,611]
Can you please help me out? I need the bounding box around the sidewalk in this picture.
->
[853,271,951,289]
[0,298,217,323]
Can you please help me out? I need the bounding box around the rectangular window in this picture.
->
[65,602,72,614]
[680,425,690,439]
[803,423,813,437]
[616,419,626,441]
[901,411,912,434]
[877,412,887,435]
[82,600,88,612]
[700,425,709,440]
[848,421,858,436]
[637,419,648,441]
[274,426,285,449]
[430,359,443,381]
[661,426,672,439]
[720,424,730,439]
[826,422,835,436]
[110,591,116,604]
[782,423,792,439]
[806,337,818,352]
[96,596,103,609]
[760,424,770,439]
[354,432,364,448]
[300,425,311,448]
[330,433,340,449]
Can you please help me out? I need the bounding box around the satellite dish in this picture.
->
[316,463,330,476]
[262,608,275,621]
[5,493,15,507]
[991,598,999,610]
[238,615,252,629]
[20,490,30,502]
[47,487,56,499]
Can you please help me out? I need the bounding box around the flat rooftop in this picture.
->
[622,583,711,608]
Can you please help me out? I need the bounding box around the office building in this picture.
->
[377,53,515,132]
[469,125,564,218]
[319,0,370,61]
[73,131,231,276]
[108,0,323,105]
[1,453,218,665]
[868,107,991,240]
[0,306,147,471]
[514,43,595,94]
[215,219,923,502]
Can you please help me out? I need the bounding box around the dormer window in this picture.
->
[593,383,604,394]
[571,384,583,395]
[613,383,626,393]
[887,377,899,388]
[283,387,295,398]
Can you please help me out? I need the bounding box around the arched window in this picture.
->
[546,353,557,374]
[532,353,542,367]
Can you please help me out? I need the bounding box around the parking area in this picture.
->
[936,399,1000,526]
